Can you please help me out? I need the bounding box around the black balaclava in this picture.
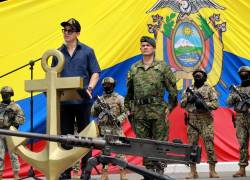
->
[103,83,114,94]
[193,71,207,88]
[1,92,11,105]
[240,71,250,87]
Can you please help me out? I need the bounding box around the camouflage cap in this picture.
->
[238,66,250,74]
[61,18,81,32]
[140,36,156,48]
[102,77,115,85]
[0,86,14,96]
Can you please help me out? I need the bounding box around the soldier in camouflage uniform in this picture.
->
[0,86,24,179]
[227,66,250,177]
[181,68,220,179]
[125,36,178,177]
[91,77,128,180]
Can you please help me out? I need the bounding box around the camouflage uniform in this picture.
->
[227,66,250,176]
[181,68,220,178]
[227,86,250,166]
[91,91,127,169]
[181,83,218,164]
[0,102,24,172]
[125,60,178,169]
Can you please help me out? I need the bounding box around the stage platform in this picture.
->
[4,162,250,179]
[90,171,249,180]
[5,171,249,180]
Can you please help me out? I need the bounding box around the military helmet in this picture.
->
[102,77,115,86]
[192,67,207,76]
[238,66,250,74]
[0,86,14,96]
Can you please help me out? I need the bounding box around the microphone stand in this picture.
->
[0,58,42,180]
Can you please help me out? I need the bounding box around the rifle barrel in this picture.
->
[0,129,106,149]
[0,129,201,164]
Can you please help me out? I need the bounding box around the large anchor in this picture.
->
[6,49,98,180]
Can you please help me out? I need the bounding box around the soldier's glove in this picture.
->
[195,99,205,109]
[233,95,241,103]
[98,119,107,125]
[116,116,123,124]
[116,113,127,123]
[187,95,195,104]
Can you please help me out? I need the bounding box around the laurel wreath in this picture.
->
[163,13,176,38]
[198,15,213,39]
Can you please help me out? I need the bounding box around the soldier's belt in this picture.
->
[135,97,162,105]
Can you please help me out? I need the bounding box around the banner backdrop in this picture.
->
[0,0,249,177]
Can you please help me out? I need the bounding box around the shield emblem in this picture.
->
[172,20,205,71]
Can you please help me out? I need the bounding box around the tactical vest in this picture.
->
[99,93,123,126]
[0,102,24,128]
[185,84,217,113]
[233,86,250,112]
[0,104,13,128]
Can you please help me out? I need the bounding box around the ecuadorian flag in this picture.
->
[0,0,249,177]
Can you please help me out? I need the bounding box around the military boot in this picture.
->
[186,164,199,179]
[13,171,20,180]
[209,164,220,178]
[120,169,128,180]
[233,165,246,177]
[101,169,109,180]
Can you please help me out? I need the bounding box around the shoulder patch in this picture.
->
[130,64,139,76]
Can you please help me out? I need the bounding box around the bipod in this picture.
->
[83,155,174,180]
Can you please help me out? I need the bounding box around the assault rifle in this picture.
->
[96,96,120,128]
[0,103,23,119]
[186,87,210,112]
[229,85,250,112]
[0,129,201,180]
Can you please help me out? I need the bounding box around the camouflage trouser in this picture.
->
[235,113,250,166]
[99,124,124,137]
[99,125,127,170]
[134,117,169,169]
[0,137,20,171]
[188,112,217,164]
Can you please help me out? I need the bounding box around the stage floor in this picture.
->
[6,172,249,180]
[91,171,249,180]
